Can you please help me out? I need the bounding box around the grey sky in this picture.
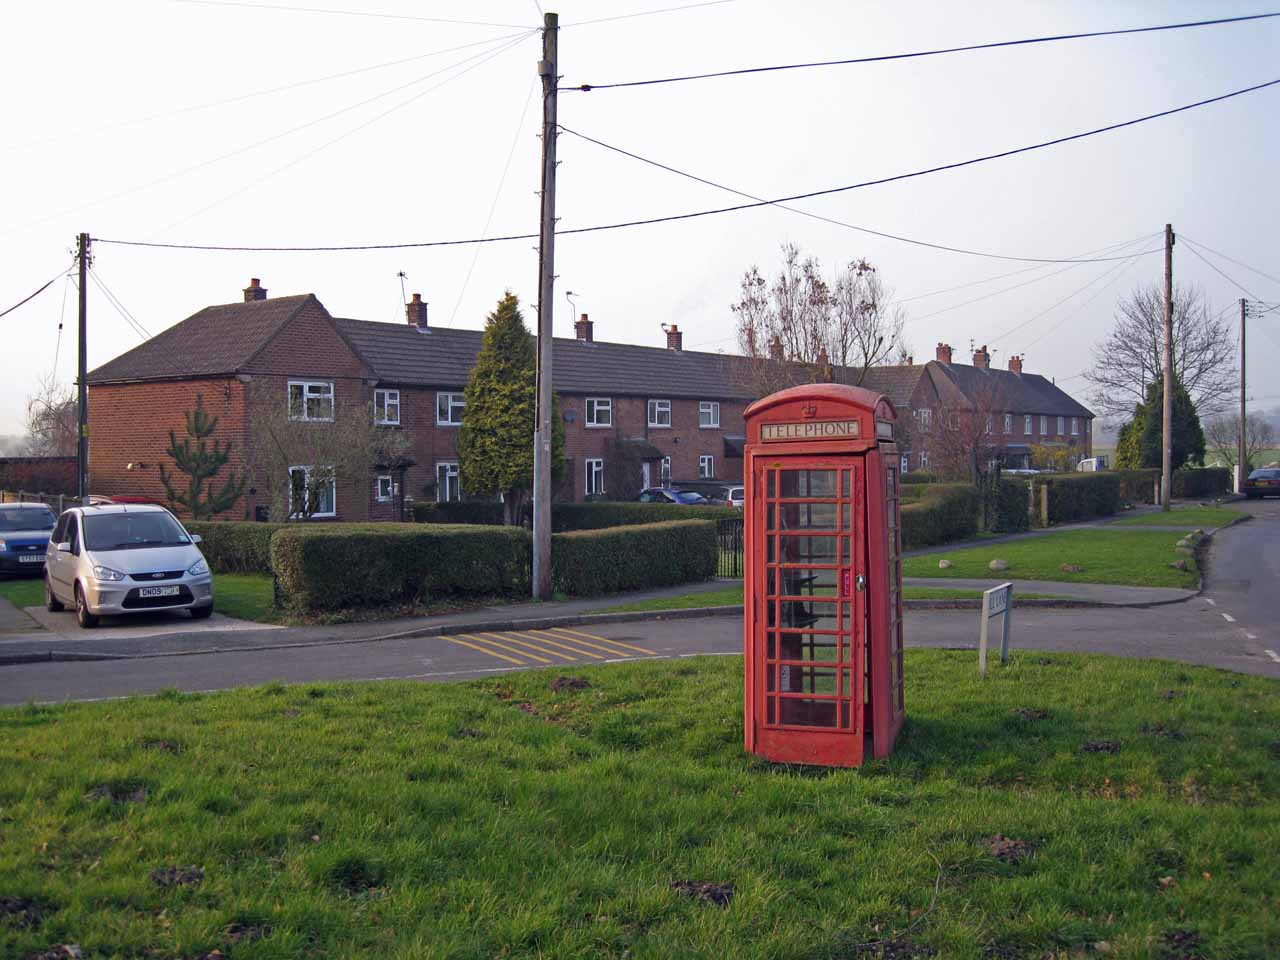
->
[3,0,1277,438]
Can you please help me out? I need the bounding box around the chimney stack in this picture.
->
[665,323,683,352]
[906,355,913,366]
[243,278,267,302]
[769,336,784,361]
[1009,354,1023,375]
[575,312,593,342]
[935,342,952,365]
[972,344,990,370]
[406,293,428,329]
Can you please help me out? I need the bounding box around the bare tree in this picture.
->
[733,244,905,396]
[930,382,1008,483]
[22,374,78,456]
[1204,413,1275,472]
[1084,283,1236,422]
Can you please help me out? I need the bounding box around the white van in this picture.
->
[1076,456,1108,472]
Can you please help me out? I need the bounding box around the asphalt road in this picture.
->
[1198,497,1280,664]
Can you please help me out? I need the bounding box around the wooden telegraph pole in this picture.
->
[1160,223,1173,511]
[532,12,558,599]
[77,232,90,505]
[1239,297,1247,490]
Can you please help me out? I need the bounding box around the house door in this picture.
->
[751,458,867,765]
[641,461,651,489]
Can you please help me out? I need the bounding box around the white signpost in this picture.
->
[978,582,1014,677]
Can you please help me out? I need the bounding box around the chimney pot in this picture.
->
[906,355,913,366]
[935,342,952,365]
[972,344,990,370]
[243,278,267,302]
[769,335,784,361]
[665,323,683,352]
[575,312,594,342]
[406,293,428,328]
[1009,354,1023,375]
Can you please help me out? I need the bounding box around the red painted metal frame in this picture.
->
[742,384,903,768]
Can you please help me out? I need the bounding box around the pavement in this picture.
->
[902,577,1193,606]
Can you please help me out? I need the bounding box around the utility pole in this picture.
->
[1238,297,1247,491]
[532,12,558,600]
[1160,223,1173,511]
[77,232,90,506]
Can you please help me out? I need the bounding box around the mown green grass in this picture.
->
[1112,506,1245,529]
[589,584,1062,613]
[1,654,1276,958]
[213,573,278,623]
[0,575,43,611]
[903,530,1199,589]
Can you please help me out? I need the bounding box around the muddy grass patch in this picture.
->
[1011,707,1049,721]
[1159,929,1206,959]
[1140,722,1186,741]
[83,782,148,805]
[150,866,204,887]
[0,895,47,927]
[551,676,590,693]
[670,880,734,907]
[323,855,386,895]
[1080,740,1121,754]
[851,938,933,958]
[985,835,1035,864]
[141,738,182,754]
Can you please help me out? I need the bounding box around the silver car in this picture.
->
[44,504,214,628]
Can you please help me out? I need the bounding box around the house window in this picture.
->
[288,465,336,518]
[376,475,394,502]
[373,389,400,425]
[985,414,993,434]
[288,381,334,422]
[900,454,909,474]
[661,456,672,485]
[1003,414,1012,434]
[435,461,461,502]
[699,401,720,428]
[699,455,714,479]
[1024,414,1033,435]
[586,397,612,427]
[919,451,929,469]
[1041,415,1049,435]
[918,409,932,432]
[1071,417,1079,436]
[585,458,605,496]
[436,392,465,426]
[1057,416,1065,435]
[648,398,672,427]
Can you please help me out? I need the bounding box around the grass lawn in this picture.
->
[2,654,1277,958]
[1113,506,1245,529]
[903,530,1199,589]
[0,574,43,611]
[0,573,280,624]
[589,584,1064,613]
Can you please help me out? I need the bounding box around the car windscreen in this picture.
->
[0,507,56,531]
[83,512,191,550]
[1249,469,1280,480]
[673,491,708,503]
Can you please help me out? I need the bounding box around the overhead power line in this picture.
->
[89,269,152,340]
[564,11,1280,91]
[175,0,533,29]
[91,76,1280,253]
[565,0,736,28]
[1181,235,1280,288]
[1180,241,1261,300]
[0,267,71,320]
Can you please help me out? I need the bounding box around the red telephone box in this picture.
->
[742,383,905,767]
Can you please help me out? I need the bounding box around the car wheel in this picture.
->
[190,604,213,620]
[45,576,64,612]
[74,584,99,629]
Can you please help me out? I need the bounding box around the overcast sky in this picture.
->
[3,0,1278,439]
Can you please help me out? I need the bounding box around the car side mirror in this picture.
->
[189,534,203,545]
[56,541,71,553]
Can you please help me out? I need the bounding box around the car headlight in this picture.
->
[187,558,209,576]
[0,539,7,552]
[93,565,125,581]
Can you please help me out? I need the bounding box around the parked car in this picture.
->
[726,485,744,509]
[44,504,214,628]
[636,488,711,505]
[1242,467,1280,499]
[1076,456,1109,472]
[0,502,58,576]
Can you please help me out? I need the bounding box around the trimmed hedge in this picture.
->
[901,484,980,548]
[1173,467,1231,499]
[1111,468,1160,505]
[1040,473,1121,524]
[412,501,506,525]
[991,478,1030,534]
[552,501,736,532]
[901,471,940,485]
[184,521,285,575]
[552,519,717,596]
[271,523,532,611]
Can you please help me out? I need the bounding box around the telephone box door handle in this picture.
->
[855,574,866,592]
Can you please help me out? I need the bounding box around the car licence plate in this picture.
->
[138,585,181,598]
[18,554,44,563]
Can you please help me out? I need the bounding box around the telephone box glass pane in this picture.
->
[772,502,840,530]
[774,536,843,564]
[779,698,837,727]
[778,666,838,693]
[779,567,839,597]
[770,632,845,662]
[769,599,840,632]
[778,470,837,498]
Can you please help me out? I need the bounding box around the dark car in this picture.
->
[0,503,57,575]
[637,488,710,505]
[1243,467,1280,499]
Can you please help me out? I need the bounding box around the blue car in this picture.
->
[0,502,58,575]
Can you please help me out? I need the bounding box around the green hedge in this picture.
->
[1173,467,1231,499]
[412,501,507,525]
[551,520,717,596]
[1040,473,1121,524]
[1110,468,1160,504]
[552,501,736,532]
[991,479,1029,534]
[271,523,532,611]
[901,471,940,485]
[184,521,285,574]
[901,484,980,548]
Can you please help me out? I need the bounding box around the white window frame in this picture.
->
[1003,414,1012,434]
[288,380,334,422]
[585,397,612,428]
[436,392,465,426]
[985,414,993,434]
[373,388,400,425]
[585,458,605,496]
[918,409,932,432]
[1041,415,1049,435]
[1071,417,1079,436]
[376,474,394,502]
[648,398,672,428]
[1057,416,1065,436]
[288,465,336,518]
[920,451,929,469]
[661,456,672,485]
[435,461,461,502]
[699,401,720,428]
[1024,414,1033,435]
[900,454,909,474]
[699,454,714,479]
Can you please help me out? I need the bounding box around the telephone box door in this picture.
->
[750,457,867,767]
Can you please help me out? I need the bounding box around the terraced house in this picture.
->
[86,280,1092,520]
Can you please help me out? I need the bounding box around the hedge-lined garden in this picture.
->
[900,484,981,548]
[412,499,735,531]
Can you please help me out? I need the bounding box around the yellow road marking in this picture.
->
[438,634,526,666]
[477,631,578,662]
[458,633,554,665]
[537,627,656,657]
[505,630,605,660]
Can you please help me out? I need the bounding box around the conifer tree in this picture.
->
[458,292,564,524]
[159,394,247,519]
